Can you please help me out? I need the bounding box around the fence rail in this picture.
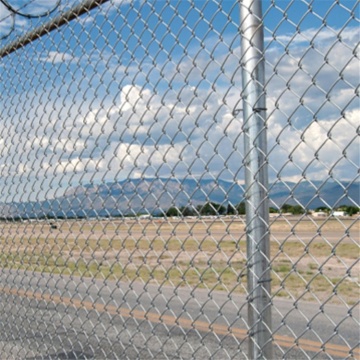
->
[0,0,359,358]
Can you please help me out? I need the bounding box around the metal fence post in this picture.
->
[239,0,273,358]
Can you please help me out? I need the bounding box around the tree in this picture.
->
[314,206,330,213]
[292,205,304,215]
[346,206,359,216]
[197,202,226,216]
[336,205,359,216]
[181,206,196,217]
[166,206,196,217]
[280,203,306,214]
[166,207,181,217]
[227,203,237,215]
[280,204,293,213]
[236,201,246,215]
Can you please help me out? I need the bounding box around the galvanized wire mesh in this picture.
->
[0,0,359,359]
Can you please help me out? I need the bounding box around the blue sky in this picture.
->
[0,0,359,202]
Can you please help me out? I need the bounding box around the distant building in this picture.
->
[332,211,348,217]
[138,214,151,219]
[312,211,327,217]
[269,213,279,218]
[280,213,292,217]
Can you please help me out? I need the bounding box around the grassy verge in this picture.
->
[0,218,358,304]
[0,240,358,305]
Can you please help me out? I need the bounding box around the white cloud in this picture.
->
[267,108,359,182]
[0,6,358,202]
[41,51,76,64]
[265,26,359,49]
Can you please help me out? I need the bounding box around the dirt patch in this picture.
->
[0,217,358,304]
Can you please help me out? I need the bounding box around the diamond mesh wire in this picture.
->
[0,0,358,359]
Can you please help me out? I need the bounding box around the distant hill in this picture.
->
[0,178,358,219]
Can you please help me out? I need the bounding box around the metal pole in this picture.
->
[239,0,273,359]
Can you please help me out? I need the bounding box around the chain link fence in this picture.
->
[0,0,359,358]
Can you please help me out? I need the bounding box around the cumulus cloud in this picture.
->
[41,51,76,64]
[265,26,359,49]
[0,1,358,203]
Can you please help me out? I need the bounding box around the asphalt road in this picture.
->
[0,269,358,359]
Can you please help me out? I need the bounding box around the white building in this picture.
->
[312,211,327,217]
[332,211,348,217]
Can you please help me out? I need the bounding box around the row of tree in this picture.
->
[271,204,306,215]
[165,202,305,217]
[165,202,246,217]
[1,203,357,222]
[165,202,359,217]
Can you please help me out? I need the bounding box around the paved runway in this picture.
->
[0,269,358,359]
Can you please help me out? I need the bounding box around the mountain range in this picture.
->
[0,178,358,219]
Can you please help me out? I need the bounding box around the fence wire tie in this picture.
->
[232,107,267,116]
[253,107,267,113]
[257,278,272,284]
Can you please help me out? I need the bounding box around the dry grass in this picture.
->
[0,217,358,304]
